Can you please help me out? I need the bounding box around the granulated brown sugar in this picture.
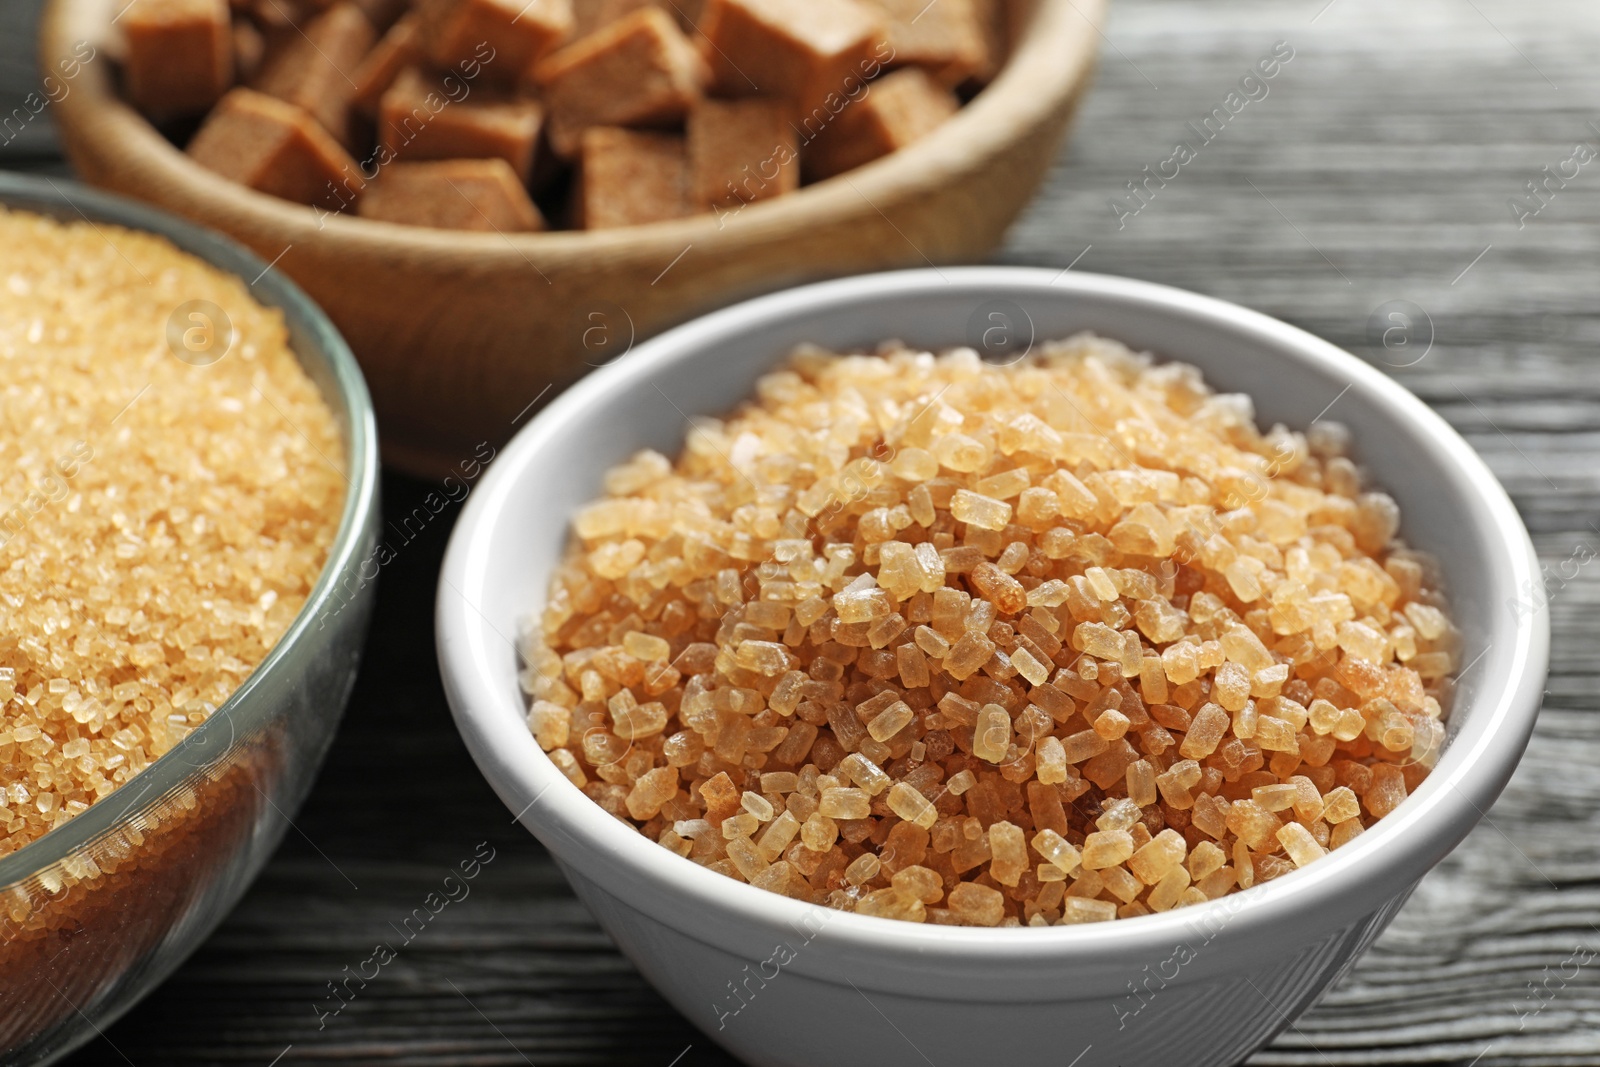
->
[0,207,344,859]
[523,336,1457,926]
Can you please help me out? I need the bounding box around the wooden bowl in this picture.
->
[41,0,1104,478]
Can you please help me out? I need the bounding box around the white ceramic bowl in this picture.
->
[436,268,1547,1067]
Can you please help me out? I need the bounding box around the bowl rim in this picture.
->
[437,266,1547,966]
[42,0,1102,256]
[0,171,381,888]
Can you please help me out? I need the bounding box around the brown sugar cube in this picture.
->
[570,0,700,33]
[577,127,690,229]
[969,0,1006,85]
[245,0,304,26]
[187,87,363,209]
[233,19,266,83]
[571,0,655,36]
[122,0,233,115]
[350,14,422,116]
[243,0,313,68]
[349,0,408,30]
[697,0,886,112]
[672,0,706,28]
[246,0,310,32]
[803,66,957,181]
[686,97,796,210]
[378,67,545,181]
[862,0,990,87]
[533,8,707,158]
[414,0,573,80]
[359,159,545,231]
[253,2,375,145]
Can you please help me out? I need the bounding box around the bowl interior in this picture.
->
[442,266,1543,965]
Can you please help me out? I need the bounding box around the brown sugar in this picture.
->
[670,0,707,29]
[571,0,661,37]
[252,1,376,145]
[187,87,364,209]
[359,158,546,230]
[378,67,545,181]
[803,66,958,181]
[960,0,1006,86]
[686,97,798,210]
[232,19,267,84]
[697,0,887,112]
[121,0,976,228]
[122,0,234,115]
[0,208,344,859]
[533,8,707,158]
[576,126,690,228]
[523,336,1457,926]
[861,0,991,87]
[245,0,308,35]
[413,0,572,79]
[350,13,424,117]
[351,0,410,29]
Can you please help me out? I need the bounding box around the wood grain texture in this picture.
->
[37,0,1102,479]
[6,0,1600,1063]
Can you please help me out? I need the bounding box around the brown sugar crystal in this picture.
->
[697,0,887,112]
[862,0,991,87]
[358,158,545,230]
[533,8,707,158]
[122,0,234,115]
[188,87,363,209]
[0,208,344,857]
[252,1,376,146]
[575,126,689,228]
[378,67,544,181]
[524,335,1460,927]
[414,0,572,79]
[687,97,798,210]
[803,66,958,181]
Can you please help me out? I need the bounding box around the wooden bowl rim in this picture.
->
[41,0,1104,262]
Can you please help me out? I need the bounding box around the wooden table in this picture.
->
[5,0,1600,1063]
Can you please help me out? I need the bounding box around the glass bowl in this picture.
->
[0,173,380,1065]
